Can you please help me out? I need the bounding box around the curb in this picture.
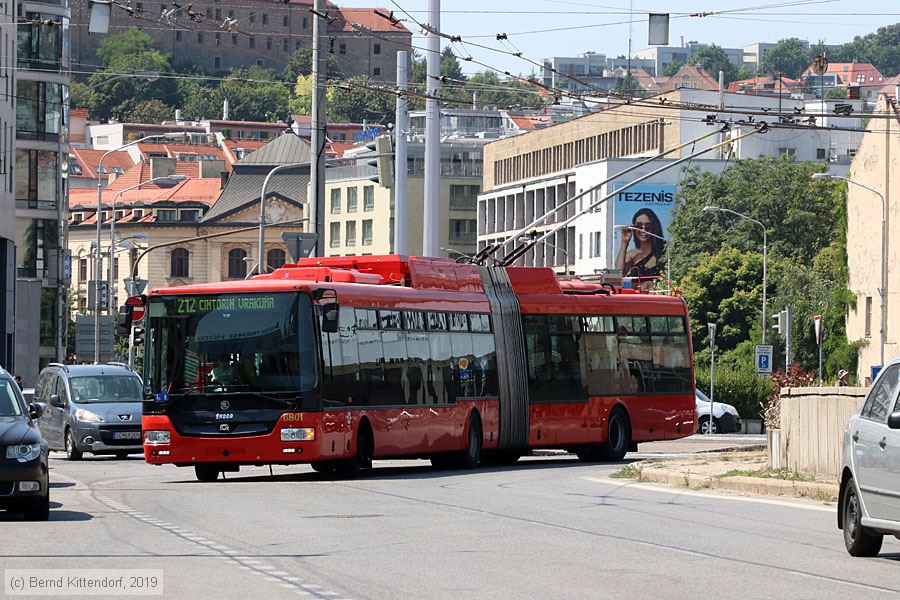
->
[638,466,839,501]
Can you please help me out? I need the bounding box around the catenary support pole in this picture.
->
[423,0,441,257]
[311,0,327,257]
[395,51,409,255]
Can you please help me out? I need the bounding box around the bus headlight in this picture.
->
[281,428,315,442]
[144,430,170,445]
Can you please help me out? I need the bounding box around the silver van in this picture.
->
[33,363,143,460]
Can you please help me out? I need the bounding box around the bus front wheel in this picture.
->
[577,407,631,462]
[194,465,221,482]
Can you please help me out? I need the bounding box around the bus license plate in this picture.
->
[113,431,141,440]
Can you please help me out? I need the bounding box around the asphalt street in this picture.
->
[2,438,898,600]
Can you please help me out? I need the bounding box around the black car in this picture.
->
[0,368,50,521]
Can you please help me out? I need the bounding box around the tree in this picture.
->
[833,23,900,76]
[214,66,292,122]
[324,76,395,124]
[691,45,738,83]
[124,99,174,124]
[663,60,685,77]
[824,87,849,99]
[282,47,343,83]
[440,46,465,81]
[86,51,177,121]
[758,38,811,79]
[668,158,859,378]
[95,27,155,65]
[613,74,644,97]
[467,71,544,109]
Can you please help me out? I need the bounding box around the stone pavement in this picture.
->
[616,450,839,503]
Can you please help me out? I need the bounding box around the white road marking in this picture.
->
[584,476,836,512]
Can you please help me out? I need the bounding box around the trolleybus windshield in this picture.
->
[144,292,317,399]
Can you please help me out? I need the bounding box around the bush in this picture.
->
[694,365,774,421]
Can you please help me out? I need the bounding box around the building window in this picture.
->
[330,188,341,214]
[180,209,200,222]
[262,13,268,25]
[339,43,346,55]
[283,15,289,27]
[176,31,182,42]
[215,9,221,20]
[78,258,87,281]
[232,34,239,45]
[249,13,256,23]
[214,56,221,69]
[865,296,872,337]
[197,33,204,44]
[249,37,256,49]
[362,220,373,246]
[778,147,796,157]
[267,248,286,270]
[283,39,289,53]
[227,248,247,278]
[347,187,358,212]
[16,81,64,141]
[215,33,221,45]
[816,148,827,160]
[157,209,177,221]
[363,186,375,211]
[17,13,65,72]
[303,17,308,28]
[374,43,381,55]
[170,248,190,278]
[346,221,357,247]
[266,37,272,50]
[450,219,477,243]
[15,149,58,210]
[373,67,381,77]
[449,184,479,210]
[228,10,234,18]
[330,223,341,247]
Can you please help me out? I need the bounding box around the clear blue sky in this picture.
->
[337,0,896,75]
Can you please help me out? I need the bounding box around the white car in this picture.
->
[839,360,900,556]
[695,390,741,434]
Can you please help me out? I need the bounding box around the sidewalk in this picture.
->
[613,450,839,503]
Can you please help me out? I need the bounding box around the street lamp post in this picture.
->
[107,175,186,314]
[812,172,887,368]
[613,224,672,286]
[93,132,189,363]
[703,206,768,345]
[256,162,308,276]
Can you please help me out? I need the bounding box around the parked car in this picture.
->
[0,366,50,520]
[695,389,742,434]
[33,363,143,460]
[838,359,900,556]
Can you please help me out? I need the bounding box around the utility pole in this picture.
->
[423,0,441,257]
[395,51,409,255]
[311,0,327,257]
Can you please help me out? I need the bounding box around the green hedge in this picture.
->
[694,365,773,421]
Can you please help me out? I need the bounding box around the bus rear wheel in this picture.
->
[194,465,221,482]
[577,407,631,462]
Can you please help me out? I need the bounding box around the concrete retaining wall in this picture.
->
[776,387,867,478]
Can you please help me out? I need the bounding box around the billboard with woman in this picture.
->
[613,183,676,282]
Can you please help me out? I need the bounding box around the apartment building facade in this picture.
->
[0,0,15,369]
[69,1,411,81]
[14,0,70,384]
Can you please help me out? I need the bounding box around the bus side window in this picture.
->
[428,329,453,405]
[320,306,360,406]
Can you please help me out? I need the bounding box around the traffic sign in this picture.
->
[814,314,822,344]
[126,295,145,321]
[124,278,149,296]
[755,344,773,374]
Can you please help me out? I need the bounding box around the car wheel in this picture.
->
[697,415,719,435]
[24,490,50,522]
[64,428,83,461]
[843,477,883,557]
[194,465,221,482]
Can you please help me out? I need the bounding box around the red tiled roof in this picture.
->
[332,8,410,33]
[68,148,135,180]
[727,75,801,93]
[508,114,551,130]
[802,62,884,85]
[207,119,288,129]
[659,64,720,92]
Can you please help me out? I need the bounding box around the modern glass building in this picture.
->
[14,0,70,384]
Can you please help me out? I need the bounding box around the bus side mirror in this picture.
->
[321,302,339,333]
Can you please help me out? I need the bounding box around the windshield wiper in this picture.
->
[245,391,298,408]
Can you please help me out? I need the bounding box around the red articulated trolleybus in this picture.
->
[139,255,695,481]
